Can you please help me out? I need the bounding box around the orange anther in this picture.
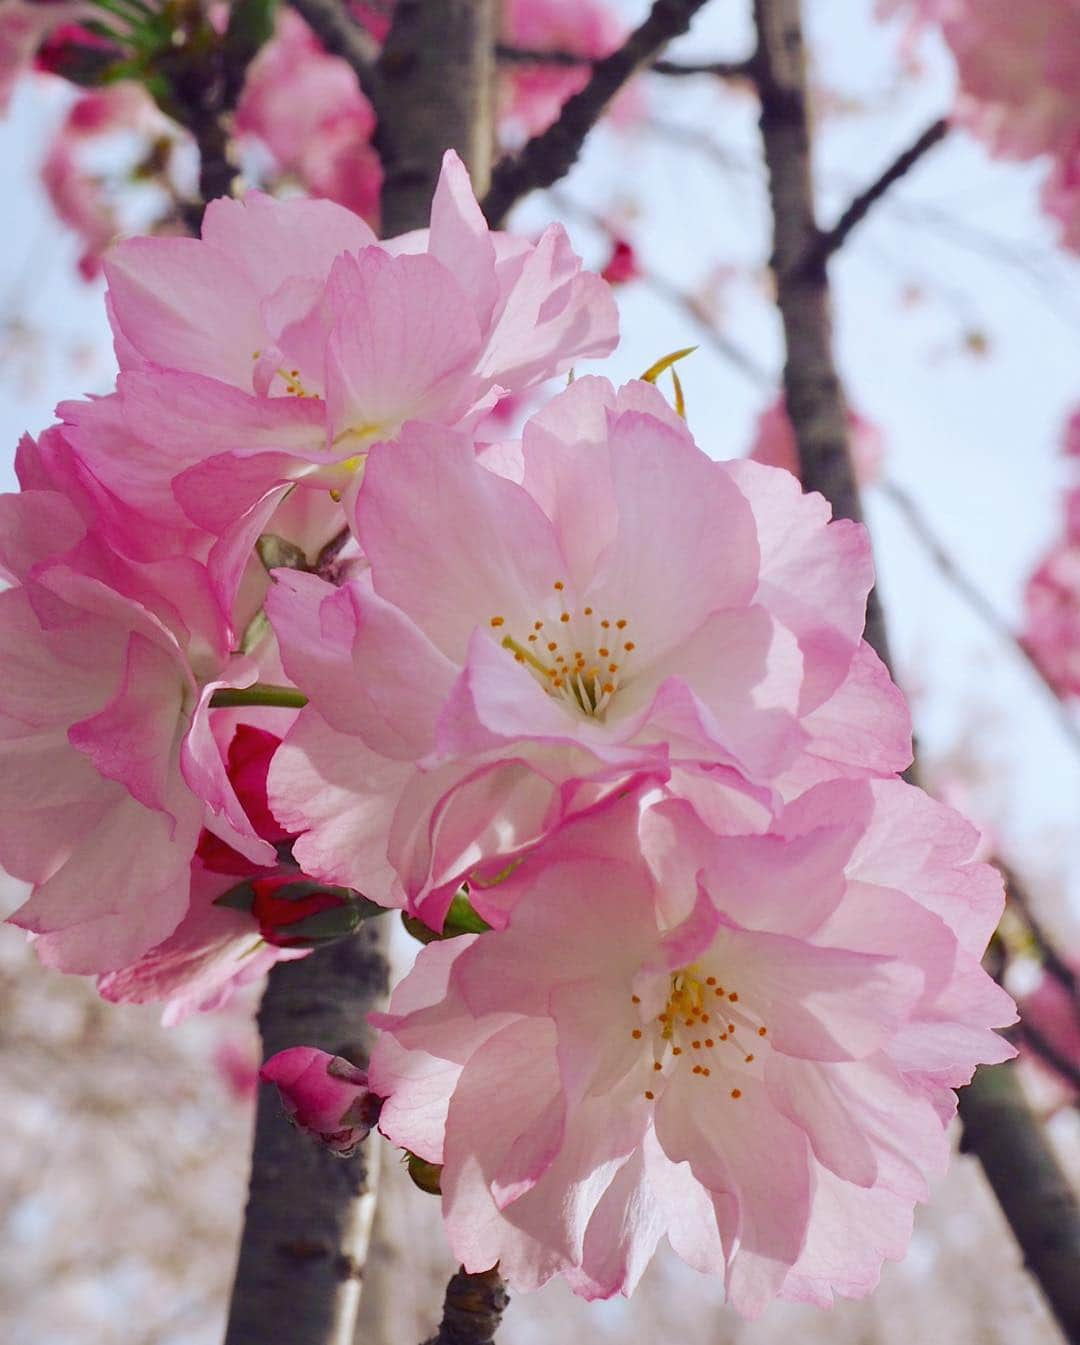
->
[758,1027,768,1037]
[553,581,565,590]
[728,992,739,1002]
[624,641,636,651]
[730,1088,742,1099]
[616,619,627,629]
[631,1029,642,1040]
[705,976,716,986]
[644,1090,655,1100]
[489,616,505,627]
[705,1039,714,1048]
[744,1054,755,1063]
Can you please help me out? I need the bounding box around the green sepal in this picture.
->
[405,1151,443,1196]
[212,879,257,912]
[401,890,492,945]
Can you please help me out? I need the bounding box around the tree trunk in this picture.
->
[223,6,497,1343]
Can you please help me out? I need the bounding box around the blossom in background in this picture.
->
[235,8,382,228]
[748,396,884,488]
[887,0,1080,252]
[370,785,1014,1313]
[0,0,91,109]
[1021,504,1080,700]
[499,0,643,142]
[40,84,161,281]
[1017,961,1080,1111]
[268,375,909,926]
[262,1046,381,1156]
[600,237,640,286]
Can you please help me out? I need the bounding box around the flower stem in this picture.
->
[210,684,309,710]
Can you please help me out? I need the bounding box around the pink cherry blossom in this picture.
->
[235,9,382,227]
[369,783,1014,1313]
[0,467,277,975]
[261,1046,381,1156]
[748,396,884,488]
[79,150,615,579]
[268,377,911,925]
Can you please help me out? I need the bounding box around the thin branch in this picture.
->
[496,42,754,81]
[547,188,773,388]
[880,478,1080,759]
[287,0,384,106]
[1018,1022,1080,1096]
[752,2,1080,1337]
[795,117,950,276]
[482,0,717,225]
[422,1266,509,1345]
[999,859,1080,1006]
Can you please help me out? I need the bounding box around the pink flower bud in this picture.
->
[260,1047,381,1156]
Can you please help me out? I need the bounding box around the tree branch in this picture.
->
[482,0,717,226]
[796,117,949,276]
[223,925,390,1345]
[223,6,499,1341]
[752,2,1080,1338]
[495,42,754,81]
[880,478,1080,759]
[375,0,498,236]
[422,1266,509,1345]
[1000,859,1080,1007]
[287,0,384,106]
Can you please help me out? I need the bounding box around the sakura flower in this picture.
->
[268,377,910,925]
[91,149,617,565]
[370,783,1014,1314]
[262,1047,381,1156]
[0,472,277,975]
[748,395,884,488]
[235,9,382,227]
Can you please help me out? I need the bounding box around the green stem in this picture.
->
[210,683,309,710]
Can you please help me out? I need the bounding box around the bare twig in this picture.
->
[796,117,950,277]
[547,188,773,388]
[422,1266,509,1345]
[496,42,754,81]
[482,0,717,225]
[753,2,1080,1337]
[880,478,1080,758]
[1018,1022,1080,1096]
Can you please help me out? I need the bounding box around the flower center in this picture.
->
[630,965,770,1102]
[489,580,637,720]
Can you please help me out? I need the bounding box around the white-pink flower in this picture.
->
[0,450,277,974]
[267,376,910,924]
[60,150,615,593]
[370,783,1014,1313]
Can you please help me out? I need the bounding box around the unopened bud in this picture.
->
[260,1047,382,1157]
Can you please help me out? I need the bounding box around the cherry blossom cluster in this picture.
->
[0,152,1014,1315]
[889,0,1080,251]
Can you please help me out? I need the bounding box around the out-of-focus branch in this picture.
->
[496,43,754,81]
[482,0,717,225]
[1000,859,1080,1006]
[752,0,894,668]
[548,187,773,388]
[173,0,275,230]
[796,117,950,276]
[752,2,1080,1338]
[422,1267,509,1345]
[881,478,1080,758]
[289,0,384,103]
